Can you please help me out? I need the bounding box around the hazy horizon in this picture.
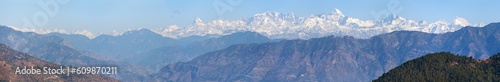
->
[1,0,499,35]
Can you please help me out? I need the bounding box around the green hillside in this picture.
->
[374,52,500,82]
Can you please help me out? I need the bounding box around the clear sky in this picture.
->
[0,0,499,34]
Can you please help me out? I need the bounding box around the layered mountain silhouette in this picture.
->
[137,31,278,71]
[0,26,150,81]
[374,52,500,82]
[3,25,279,81]
[152,23,500,82]
[45,29,180,58]
[0,43,117,82]
[45,29,277,71]
[2,21,499,81]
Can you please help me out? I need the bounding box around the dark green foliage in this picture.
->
[374,52,500,82]
[490,53,500,77]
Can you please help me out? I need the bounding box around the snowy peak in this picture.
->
[385,14,405,21]
[4,25,97,39]
[332,8,345,17]
[195,17,203,24]
[382,14,406,25]
[255,11,281,17]
[72,30,96,39]
[152,9,483,39]
[453,16,469,27]
[4,9,485,40]
[418,20,427,25]
[253,11,298,20]
[111,30,121,36]
[5,26,67,34]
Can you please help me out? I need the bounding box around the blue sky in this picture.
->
[0,0,499,33]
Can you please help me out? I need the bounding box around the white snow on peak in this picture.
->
[73,30,96,39]
[3,9,484,40]
[418,20,427,25]
[194,17,204,25]
[2,25,102,39]
[333,9,344,16]
[111,30,122,36]
[153,9,481,39]
[453,16,469,27]
[153,25,184,38]
[4,25,101,39]
[474,23,486,27]
[6,26,67,34]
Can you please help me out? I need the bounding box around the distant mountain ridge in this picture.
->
[41,28,276,70]
[137,31,277,71]
[45,29,178,57]
[0,43,118,82]
[4,9,485,40]
[41,28,278,74]
[154,10,481,39]
[0,26,152,81]
[152,23,500,82]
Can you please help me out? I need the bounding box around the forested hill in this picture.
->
[374,52,500,82]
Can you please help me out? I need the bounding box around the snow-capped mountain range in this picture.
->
[5,9,485,39]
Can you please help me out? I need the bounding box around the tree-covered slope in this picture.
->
[374,52,500,82]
